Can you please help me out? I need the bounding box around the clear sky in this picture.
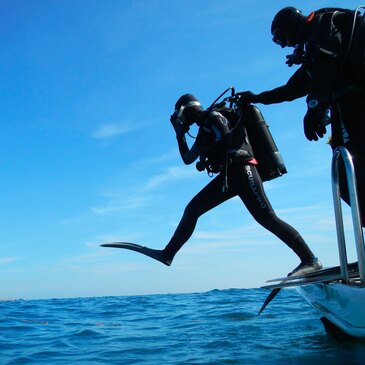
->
[1,0,362,299]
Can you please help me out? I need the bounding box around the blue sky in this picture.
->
[0,0,362,299]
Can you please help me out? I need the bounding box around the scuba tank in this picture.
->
[203,87,287,183]
[239,104,287,182]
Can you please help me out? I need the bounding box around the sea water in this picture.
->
[1,288,365,364]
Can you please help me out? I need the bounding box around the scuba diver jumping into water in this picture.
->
[102,92,322,277]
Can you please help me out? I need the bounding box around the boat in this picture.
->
[262,146,365,338]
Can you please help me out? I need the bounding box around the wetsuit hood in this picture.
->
[271,7,307,47]
[174,94,204,126]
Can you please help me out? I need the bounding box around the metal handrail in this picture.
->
[331,146,365,284]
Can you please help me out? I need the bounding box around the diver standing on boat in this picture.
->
[238,6,365,225]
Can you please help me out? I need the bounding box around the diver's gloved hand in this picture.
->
[170,114,188,138]
[235,91,259,105]
[303,100,328,141]
[285,45,306,67]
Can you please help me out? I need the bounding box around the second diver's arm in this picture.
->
[253,66,310,104]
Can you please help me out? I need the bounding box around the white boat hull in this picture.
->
[297,283,365,338]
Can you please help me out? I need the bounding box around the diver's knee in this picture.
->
[184,200,201,219]
[252,211,275,228]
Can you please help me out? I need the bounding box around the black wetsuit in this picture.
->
[163,108,315,264]
[251,8,365,224]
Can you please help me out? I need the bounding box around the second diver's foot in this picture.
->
[288,257,322,277]
[143,247,172,266]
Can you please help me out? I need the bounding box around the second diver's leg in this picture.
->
[338,155,365,227]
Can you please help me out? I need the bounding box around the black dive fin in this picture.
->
[258,288,281,316]
[100,242,171,266]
